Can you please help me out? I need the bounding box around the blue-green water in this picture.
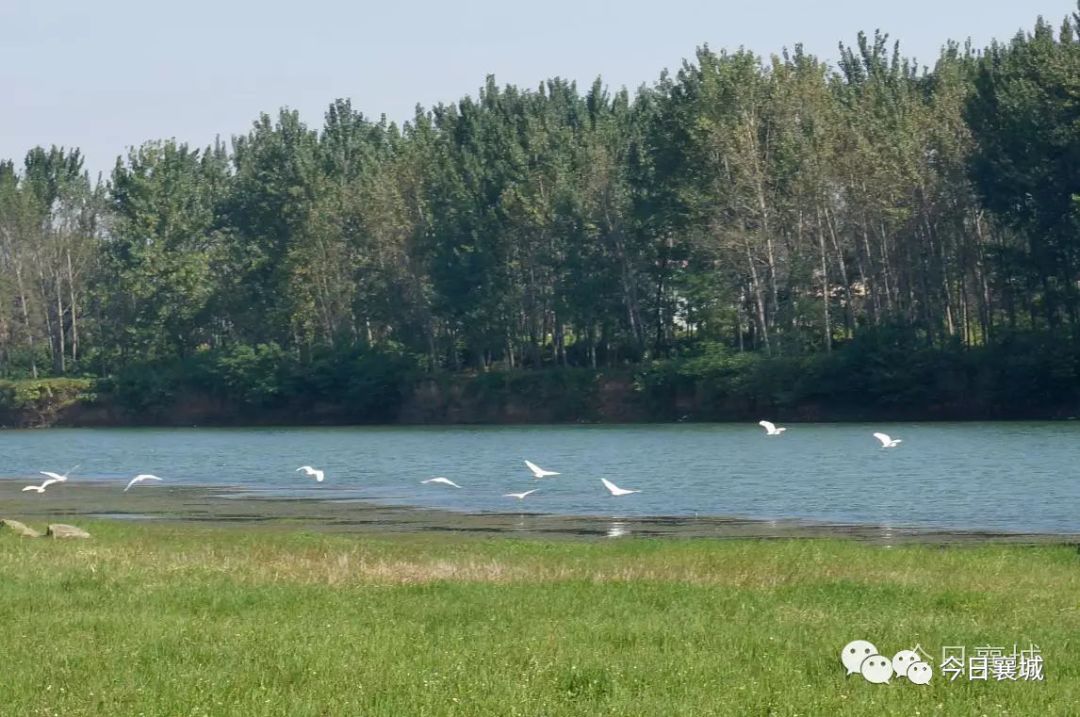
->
[2,423,1077,533]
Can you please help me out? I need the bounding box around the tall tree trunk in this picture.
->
[859,220,881,325]
[743,234,771,355]
[0,290,7,374]
[54,268,66,373]
[877,219,895,316]
[66,247,78,363]
[815,208,832,352]
[14,263,37,379]
[972,210,993,340]
[611,232,643,351]
[824,205,854,338]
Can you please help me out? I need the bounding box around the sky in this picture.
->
[2,0,1076,178]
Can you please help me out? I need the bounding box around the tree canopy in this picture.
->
[1,7,1079,419]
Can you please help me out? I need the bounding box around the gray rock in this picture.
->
[0,519,42,538]
[46,523,91,539]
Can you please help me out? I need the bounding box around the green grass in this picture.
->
[1,524,1078,715]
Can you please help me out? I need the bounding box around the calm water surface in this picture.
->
[2,423,1077,533]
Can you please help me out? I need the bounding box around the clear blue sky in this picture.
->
[2,0,1075,178]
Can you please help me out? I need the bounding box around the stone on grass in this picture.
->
[0,519,42,538]
[46,523,91,539]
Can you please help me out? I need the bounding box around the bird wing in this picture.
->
[22,485,43,492]
[40,471,65,481]
[601,478,619,495]
[423,478,459,487]
[125,475,162,491]
[873,433,891,446]
[296,466,314,475]
[39,478,60,489]
[523,489,538,498]
[524,460,542,476]
[314,470,324,482]
[759,420,776,433]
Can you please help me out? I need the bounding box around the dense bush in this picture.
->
[635,330,1080,420]
[0,377,97,426]
[102,343,419,422]
[462,368,599,421]
[6,330,1080,425]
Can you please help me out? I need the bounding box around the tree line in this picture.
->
[1,10,1078,414]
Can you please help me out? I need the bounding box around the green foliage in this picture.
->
[300,345,418,421]
[210,343,289,407]
[0,377,95,409]
[967,15,1080,323]
[2,7,1080,423]
[100,343,418,422]
[0,377,96,425]
[637,330,1080,420]
[462,368,599,421]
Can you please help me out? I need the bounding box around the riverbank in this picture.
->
[7,331,1080,428]
[1,480,1076,544]
[0,518,1076,715]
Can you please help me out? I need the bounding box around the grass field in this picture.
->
[0,523,1077,716]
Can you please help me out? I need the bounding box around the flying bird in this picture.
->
[124,474,163,492]
[873,432,903,448]
[524,460,560,479]
[503,489,540,500]
[758,420,786,436]
[39,464,80,483]
[601,478,641,497]
[296,466,325,482]
[22,479,60,493]
[422,477,461,488]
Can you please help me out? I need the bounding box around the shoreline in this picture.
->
[6,364,1080,429]
[2,479,1075,544]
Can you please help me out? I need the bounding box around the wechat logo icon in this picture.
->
[841,640,933,684]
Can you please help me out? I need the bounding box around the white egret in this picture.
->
[524,460,560,478]
[296,466,325,482]
[124,474,163,492]
[503,489,539,500]
[873,432,903,448]
[22,479,60,493]
[422,477,461,488]
[600,478,641,497]
[39,464,80,483]
[758,420,786,436]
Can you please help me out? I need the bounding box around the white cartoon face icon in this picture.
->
[860,654,893,684]
[891,649,920,679]
[907,661,933,685]
[841,640,878,675]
